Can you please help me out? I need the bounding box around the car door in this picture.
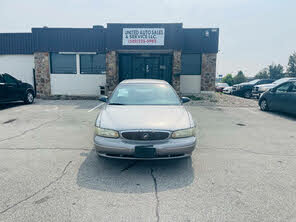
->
[285,82,296,114]
[2,74,21,101]
[269,82,293,112]
[0,75,7,101]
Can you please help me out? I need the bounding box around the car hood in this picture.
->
[21,82,32,88]
[97,105,193,131]
[257,83,275,89]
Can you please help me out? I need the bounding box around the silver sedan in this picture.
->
[94,79,196,160]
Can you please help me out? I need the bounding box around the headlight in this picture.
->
[95,127,119,138]
[172,128,196,139]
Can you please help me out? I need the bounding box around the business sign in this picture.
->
[122,28,165,46]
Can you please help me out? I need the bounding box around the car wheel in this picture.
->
[24,91,34,104]
[260,99,269,111]
[244,91,251,99]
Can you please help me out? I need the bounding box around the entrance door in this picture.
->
[119,54,172,83]
[145,58,160,79]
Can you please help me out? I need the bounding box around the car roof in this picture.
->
[120,79,169,84]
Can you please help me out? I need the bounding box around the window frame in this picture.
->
[0,75,4,83]
[50,52,77,74]
[3,74,18,84]
[275,82,292,93]
[79,53,106,75]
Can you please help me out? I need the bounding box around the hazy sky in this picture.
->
[1,0,296,76]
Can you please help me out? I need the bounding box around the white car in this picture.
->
[223,86,233,94]
[252,77,296,98]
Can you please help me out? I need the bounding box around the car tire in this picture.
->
[260,99,269,111]
[244,90,252,99]
[24,91,34,104]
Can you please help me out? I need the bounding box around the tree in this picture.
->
[287,52,296,77]
[222,74,234,86]
[268,63,284,79]
[255,68,269,79]
[233,70,247,84]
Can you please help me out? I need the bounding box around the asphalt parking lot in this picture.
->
[0,99,296,222]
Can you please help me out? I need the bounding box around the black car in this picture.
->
[259,80,296,115]
[232,79,274,98]
[0,73,35,104]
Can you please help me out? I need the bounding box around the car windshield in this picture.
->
[273,78,295,85]
[108,83,181,105]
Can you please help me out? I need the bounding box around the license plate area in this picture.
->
[134,146,155,158]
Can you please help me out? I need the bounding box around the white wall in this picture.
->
[0,55,34,86]
[180,75,201,94]
[50,53,106,96]
[50,74,106,96]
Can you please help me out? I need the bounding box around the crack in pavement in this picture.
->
[0,114,61,144]
[120,161,138,172]
[150,168,160,222]
[199,147,296,157]
[0,160,72,215]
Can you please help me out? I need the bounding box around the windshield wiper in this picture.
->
[109,103,126,105]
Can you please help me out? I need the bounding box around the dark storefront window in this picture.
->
[80,54,106,74]
[181,54,201,75]
[50,53,76,74]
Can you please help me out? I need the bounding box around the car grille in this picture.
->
[121,131,170,141]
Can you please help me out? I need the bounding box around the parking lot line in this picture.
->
[88,103,104,112]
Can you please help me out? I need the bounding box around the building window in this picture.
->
[50,53,76,74]
[181,54,201,75]
[80,54,106,74]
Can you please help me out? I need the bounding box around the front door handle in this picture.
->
[146,65,149,73]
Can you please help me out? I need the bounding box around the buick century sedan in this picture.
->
[94,79,196,160]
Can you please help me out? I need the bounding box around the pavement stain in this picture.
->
[120,161,138,172]
[34,196,51,205]
[236,123,247,126]
[2,119,17,124]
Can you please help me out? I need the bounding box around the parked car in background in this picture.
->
[252,77,296,98]
[223,86,233,94]
[259,80,296,115]
[94,79,196,160]
[215,82,229,92]
[232,79,274,98]
[0,73,35,104]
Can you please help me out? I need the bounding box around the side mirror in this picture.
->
[181,97,191,103]
[99,95,108,103]
[270,88,276,93]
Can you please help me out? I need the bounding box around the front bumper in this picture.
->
[252,90,264,97]
[94,136,196,160]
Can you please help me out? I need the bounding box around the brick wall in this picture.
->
[106,51,118,95]
[34,52,51,97]
[201,53,217,92]
[172,51,181,94]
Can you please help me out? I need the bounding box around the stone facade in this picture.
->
[201,53,217,92]
[172,51,181,94]
[34,52,51,97]
[106,51,119,95]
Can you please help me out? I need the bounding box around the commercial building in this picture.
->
[0,23,219,97]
